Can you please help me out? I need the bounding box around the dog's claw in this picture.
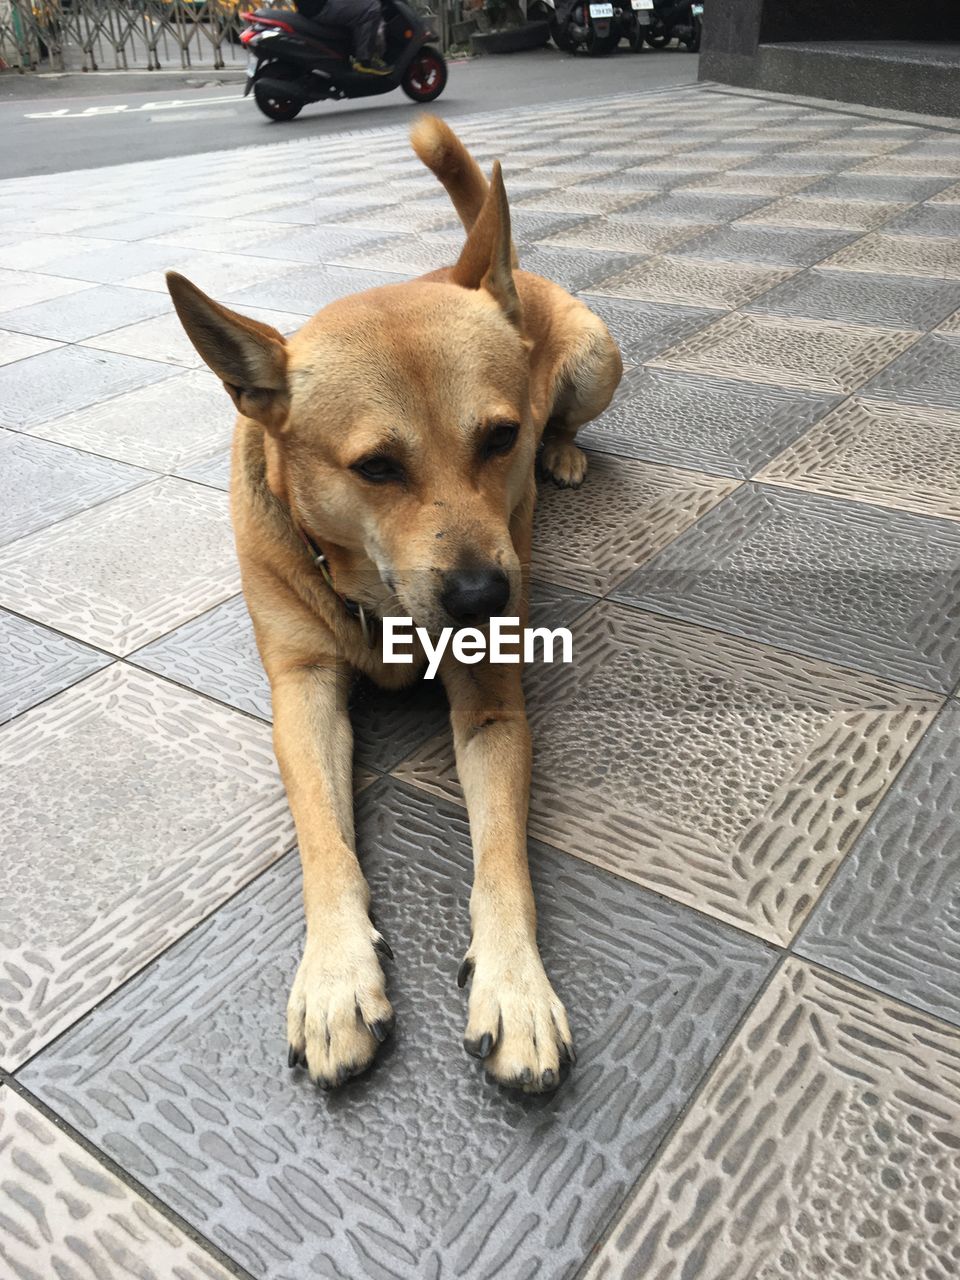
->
[562,1041,577,1067]
[288,1045,298,1069]
[541,1068,557,1090]
[464,1029,494,1060]
[457,956,474,989]
[369,1014,395,1044]
[374,935,394,962]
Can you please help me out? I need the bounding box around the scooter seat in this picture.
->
[254,8,346,42]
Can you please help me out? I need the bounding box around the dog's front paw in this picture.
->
[540,439,588,489]
[459,942,574,1093]
[287,918,394,1089]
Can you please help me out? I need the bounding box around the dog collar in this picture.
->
[296,525,377,647]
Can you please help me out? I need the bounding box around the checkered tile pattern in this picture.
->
[2,85,960,1280]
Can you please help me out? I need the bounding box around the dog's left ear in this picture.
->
[450,162,522,330]
[166,272,290,433]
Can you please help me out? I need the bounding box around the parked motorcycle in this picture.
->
[240,0,447,121]
[622,0,654,51]
[543,0,624,56]
[643,0,702,51]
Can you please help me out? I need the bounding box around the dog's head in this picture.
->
[167,163,533,635]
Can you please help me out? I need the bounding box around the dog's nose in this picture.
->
[440,567,510,624]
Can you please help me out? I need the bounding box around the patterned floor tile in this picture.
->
[124,251,288,296]
[236,223,388,263]
[581,368,839,477]
[0,609,111,725]
[394,602,936,944]
[591,256,793,310]
[651,311,917,394]
[745,267,960,329]
[223,264,410,314]
[0,478,239,655]
[0,284,170,342]
[540,216,707,256]
[806,172,951,202]
[675,223,857,267]
[586,960,960,1280]
[758,397,960,521]
[799,700,960,1027]
[335,197,461,234]
[20,779,773,1280]
[618,482,960,690]
[2,233,112,268]
[738,194,909,230]
[30,368,234,473]
[34,239,180,285]
[680,171,818,196]
[0,268,93,311]
[0,345,171,431]
[83,304,304,368]
[331,232,463,275]
[513,187,641,215]
[515,245,641,293]
[4,319,61,359]
[857,152,960,176]
[532,452,737,595]
[620,190,770,223]
[0,430,149,546]
[573,295,717,363]
[177,448,232,491]
[861,333,960,408]
[0,663,292,1067]
[0,1091,233,1280]
[822,231,960,278]
[884,202,960,238]
[130,592,271,720]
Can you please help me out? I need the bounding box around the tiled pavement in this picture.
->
[1,83,959,1279]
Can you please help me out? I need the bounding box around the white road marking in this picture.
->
[25,93,242,120]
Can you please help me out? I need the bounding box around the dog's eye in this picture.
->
[352,455,404,484]
[483,422,519,459]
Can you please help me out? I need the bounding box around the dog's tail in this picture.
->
[410,116,489,234]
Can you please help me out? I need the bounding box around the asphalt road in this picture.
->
[0,46,697,179]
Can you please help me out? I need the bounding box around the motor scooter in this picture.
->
[240,0,447,120]
[542,0,625,56]
[622,0,654,51]
[643,0,702,51]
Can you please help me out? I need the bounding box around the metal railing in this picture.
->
[0,0,257,71]
[0,0,450,72]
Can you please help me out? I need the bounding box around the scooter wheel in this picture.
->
[253,81,303,121]
[645,32,671,47]
[401,46,447,102]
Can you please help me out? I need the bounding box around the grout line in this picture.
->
[0,1070,257,1280]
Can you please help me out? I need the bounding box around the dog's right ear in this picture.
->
[166,272,290,433]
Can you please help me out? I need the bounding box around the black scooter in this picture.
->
[240,0,447,121]
[644,0,702,51]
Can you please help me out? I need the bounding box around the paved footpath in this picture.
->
[1,84,960,1279]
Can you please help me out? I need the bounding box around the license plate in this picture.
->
[691,2,703,12]
[590,3,613,16]
[632,0,654,8]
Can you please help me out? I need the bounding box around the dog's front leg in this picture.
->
[441,658,574,1092]
[270,662,394,1088]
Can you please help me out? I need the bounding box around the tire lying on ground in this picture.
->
[470,20,551,53]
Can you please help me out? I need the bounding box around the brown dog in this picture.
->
[166,117,622,1093]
